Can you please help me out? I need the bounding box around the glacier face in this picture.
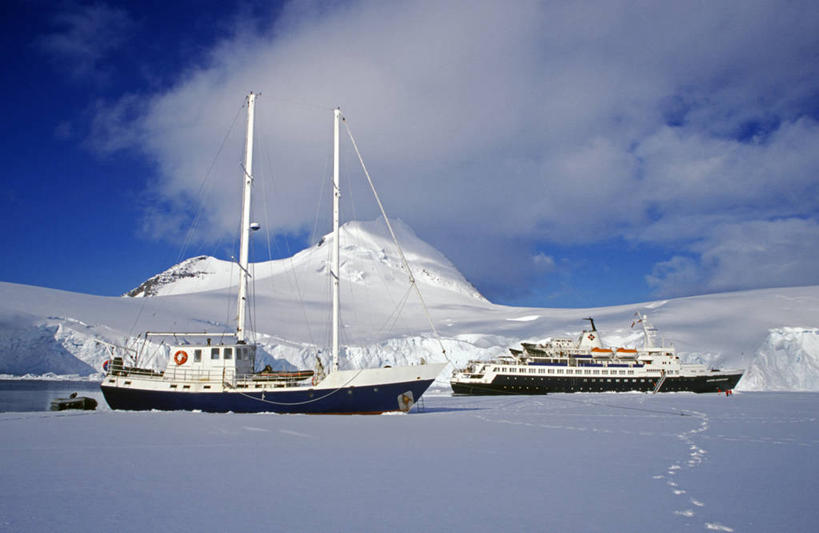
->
[0,314,99,376]
[2,219,819,390]
[742,328,819,390]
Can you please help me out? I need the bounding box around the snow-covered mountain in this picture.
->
[2,219,819,390]
[124,219,486,302]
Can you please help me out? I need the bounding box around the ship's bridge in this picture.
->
[151,333,257,380]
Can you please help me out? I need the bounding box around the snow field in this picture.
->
[1,392,816,532]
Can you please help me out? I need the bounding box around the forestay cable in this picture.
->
[342,116,450,364]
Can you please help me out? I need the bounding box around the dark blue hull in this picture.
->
[101,379,436,414]
[451,372,743,395]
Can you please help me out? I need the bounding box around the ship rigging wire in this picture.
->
[342,116,451,364]
[234,369,366,406]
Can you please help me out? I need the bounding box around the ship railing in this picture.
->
[106,365,163,378]
[159,367,238,383]
[107,365,315,389]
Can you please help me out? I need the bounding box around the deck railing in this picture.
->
[108,365,313,388]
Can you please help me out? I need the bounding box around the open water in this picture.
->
[0,380,104,412]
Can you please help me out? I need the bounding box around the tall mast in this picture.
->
[236,92,256,343]
[331,107,341,371]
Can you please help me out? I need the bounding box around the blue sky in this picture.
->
[2,0,818,308]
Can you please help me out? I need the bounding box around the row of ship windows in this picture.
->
[506,378,649,385]
[495,367,678,376]
[189,347,252,362]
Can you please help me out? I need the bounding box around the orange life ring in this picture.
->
[174,350,188,365]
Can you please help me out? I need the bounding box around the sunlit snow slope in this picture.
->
[2,219,819,390]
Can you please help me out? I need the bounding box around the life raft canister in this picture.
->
[174,350,188,365]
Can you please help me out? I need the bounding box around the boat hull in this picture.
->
[101,379,435,414]
[50,396,98,411]
[451,371,743,395]
[101,364,447,414]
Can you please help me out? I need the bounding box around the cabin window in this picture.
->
[211,348,220,360]
[194,349,202,362]
[601,370,608,375]
[224,348,233,360]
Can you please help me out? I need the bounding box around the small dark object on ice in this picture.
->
[50,392,97,411]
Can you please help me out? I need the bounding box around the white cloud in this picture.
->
[634,118,819,228]
[95,0,819,300]
[646,256,703,298]
[532,253,556,271]
[647,218,819,297]
[38,3,134,83]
